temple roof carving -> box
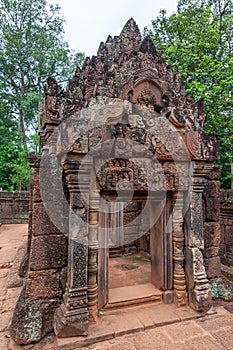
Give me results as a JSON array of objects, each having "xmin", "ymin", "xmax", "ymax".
[{"xmin": 41, "ymin": 18, "xmax": 219, "ymax": 162}]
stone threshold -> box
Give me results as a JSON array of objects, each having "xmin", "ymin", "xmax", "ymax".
[
  {"xmin": 106, "ymin": 283, "xmax": 163, "ymax": 309},
  {"xmin": 57, "ymin": 303, "xmax": 216, "ymax": 350}
]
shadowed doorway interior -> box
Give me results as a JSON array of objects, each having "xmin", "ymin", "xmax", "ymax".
[{"xmin": 98, "ymin": 193, "xmax": 172, "ymax": 310}]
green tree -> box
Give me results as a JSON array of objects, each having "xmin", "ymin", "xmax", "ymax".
[
  {"xmin": 0, "ymin": 0, "xmax": 84, "ymax": 137},
  {"xmin": 0, "ymin": 104, "xmax": 30, "ymax": 190},
  {"xmin": 145, "ymin": 0, "xmax": 233, "ymax": 187},
  {"xmin": 0, "ymin": 0, "xmax": 84, "ymax": 190}
]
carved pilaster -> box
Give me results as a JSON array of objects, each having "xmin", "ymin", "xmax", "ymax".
[
  {"xmin": 172, "ymin": 192, "xmax": 187, "ymax": 306},
  {"xmin": 88, "ymin": 187, "xmax": 99, "ymax": 323},
  {"xmin": 54, "ymin": 156, "xmax": 90, "ymax": 337},
  {"xmin": 185, "ymin": 163, "xmax": 212, "ymax": 313}
]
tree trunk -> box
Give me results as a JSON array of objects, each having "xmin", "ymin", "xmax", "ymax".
[{"xmin": 18, "ymin": 109, "xmax": 26, "ymax": 144}]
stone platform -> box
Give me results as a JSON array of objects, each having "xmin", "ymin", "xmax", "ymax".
[{"xmin": 1, "ymin": 224, "xmax": 233, "ymax": 350}]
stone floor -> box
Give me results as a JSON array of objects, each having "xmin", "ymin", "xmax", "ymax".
[
  {"xmin": 109, "ymin": 254, "xmax": 151, "ymax": 288},
  {"xmin": 1, "ymin": 224, "xmax": 233, "ymax": 350}
]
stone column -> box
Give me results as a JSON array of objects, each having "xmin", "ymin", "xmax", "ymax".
[
  {"xmin": 172, "ymin": 191, "xmax": 187, "ymax": 306},
  {"xmin": 54, "ymin": 156, "xmax": 90, "ymax": 337},
  {"xmin": 203, "ymin": 166, "xmax": 221, "ymax": 278},
  {"xmin": 185, "ymin": 163, "xmax": 212, "ymax": 313},
  {"xmin": 87, "ymin": 186, "xmax": 99, "ymax": 323},
  {"xmin": 18, "ymin": 152, "xmax": 39, "ymax": 278}
]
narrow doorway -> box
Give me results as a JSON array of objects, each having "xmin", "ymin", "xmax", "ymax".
[{"xmin": 98, "ymin": 194, "xmax": 172, "ymax": 310}]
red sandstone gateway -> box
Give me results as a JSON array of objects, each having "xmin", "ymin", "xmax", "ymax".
[{"xmin": 10, "ymin": 19, "xmax": 220, "ymax": 345}]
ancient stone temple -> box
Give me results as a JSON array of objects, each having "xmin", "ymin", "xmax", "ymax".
[{"xmin": 10, "ymin": 19, "xmax": 220, "ymax": 345}]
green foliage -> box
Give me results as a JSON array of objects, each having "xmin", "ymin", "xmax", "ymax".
[
  {"xmin": 0, "ymin": 0, "xmax": 85, "ymax": 190},
  {"xmin": 210, "ymin": 277, "xmax": 231, "ymax": 300},
  {"xmin": 145, "ymin": 0, "xmax": 233, "ymax": 187},
  {"xmin": 0, "ymin": 116, "xmax": 30, "ymax": 190},
  {"xmin": 0, "ymin": 0, "xmax": 84, "ymax": 134}
]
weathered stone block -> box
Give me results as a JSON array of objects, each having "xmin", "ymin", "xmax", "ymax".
[
  {"xmin": 225, "ymin": 225, "xmax": 233, "ymax": 245},
  {"xmin": 228, "ymin": 218, "xmax": 233, "ymax": 226},
  {"xmin": 10, "ymin": 286, "xmax": 59, "ymax": 345},
  {"xmin": 204, "ymin": 180, "xmax": 220, "ymax": 198},
  {"xmin": 205, "ymin": 198, "xmax": 220, "ymax": 222},
  {"xmin": 189, "ymin": 288, "xmax": 212, "ymax": 313},
  {"xmin": 32, "ymin": 168, "xmax": 42, "ymax": 203},
  {"xmin": 204, "ymin": 222, "xmax": 220, "ymax": 248},
  {"xmin": 206, "ymin": 166, "xmax": 221, "ymax": 181},
  {"xmin": 163, "ymin": 290, "xmax": 173, "ymax": 304},
  {"xmin": 59, "ymin": 267, "xmax": 67, "ymax": 294},
  {"xmin": 205, "ymin": 256, "xmax": 221, "ymax": 278},
  {"xmin": 0, "ymin": 191, "xmax": 29, "ymax": 224},
  {"xmin": 227, "ymin": 245, "xmax": 233, "ymax": 253},
  {"xmin": 220, "ymin": 243, "xmax": 226, "ymax": 254},
  {"xmin": 54, "ymin": 307, "xmax": 88, "ymax": 338},
  {"xmin": 32, "ymin": 202, "xmax": 60, "ymax": 235},
  {"xmin": 29, "ymin": 234, "xmax": 68, "ymax": 271},
  {"xmin": 185, "ymin": 247, "xmax": 207, "ymax": 290},
  {"xmin": 26, "ymin": 269, "xmax": 61, "ymax": 300},
  {"xmin": 203, "ymin": 246, "xmax": 219, "ymax": 258}
]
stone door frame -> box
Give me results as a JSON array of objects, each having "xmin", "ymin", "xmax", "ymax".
[{"xmin": 97, "ymin": 191, "xmax": 174, "ymax": 310}]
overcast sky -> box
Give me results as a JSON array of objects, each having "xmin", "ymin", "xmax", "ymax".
[{"xmin": 49, "ymin": 0, "xmax": 178, "ymax": 57}]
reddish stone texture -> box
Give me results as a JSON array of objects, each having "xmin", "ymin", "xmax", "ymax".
[
  {"xmin": 203, "ymin": 178, "xmax": 221, "ymax": 222},
  {"xmin": 220, "ymin": 189, "xmax": 233, "ymax": 266},
  {"xmin": 204, "ymin": 180, "xmax": 220, "ymax": 198},
  {"xmin": 32, "ymin": 202, "xmax": 61, "ymax": 235},
  {"xmin": 32, "ymin": 167, "xmax": 42, "ymax": 203},
  {"xmin": 29, "ymin": 234, "xmax": 68, "ymax": 271},
  {"xmin": 204, "ymin": 247, "xmax": 220, "ymax": 259},
  {"xmin": 205, "ymin": 198, "xmax": 220, "ymax": 222},
  {"xmin": 204, "ymin": 222, "xmax": 221, "ymax": 248},
  {"xmin": 205, "ymin": 256, "xmax": 221, "ymax": 279},
  {"xmin": 0, "ymin": 191, "xmax": 29, "ymax": 224},
  {"xmin": 26, "ymin": 269, "xmax": 61, "ymax": 300},
  {"xmin": 205, "ymin": 166, "xmax": 221, "ymax": 181},
  {"xmin": 203, "ymin": 168, "xmax": 221, "ymax": 279},
  {"xmin": 10, "ymin": 286, "xmax": 59, "ymax": 345},
  {"xmin": 10, "ymin": 18, "xmax": 221, "ymax": 345}
]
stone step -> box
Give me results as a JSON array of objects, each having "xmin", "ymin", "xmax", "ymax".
[{"xmin": 105, "ymin": 283, "xmax": 163, "ymax": 311}]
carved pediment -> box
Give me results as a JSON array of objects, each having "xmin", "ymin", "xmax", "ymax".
[{"xmin": 41, "ymin": 19, "xmax": 219, "ymax": 163}]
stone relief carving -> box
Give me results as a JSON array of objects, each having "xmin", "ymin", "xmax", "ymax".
[
  {"xmin": 95, "ymin": 157, "xmax": 189, "ymax": 192},
  {"xmin": 186, "ymin": 131, "xmax": 201, "ymax": 159},
  {"xmin": 44, "ymin": 77, "xmax": 64, "ymax": 122}
]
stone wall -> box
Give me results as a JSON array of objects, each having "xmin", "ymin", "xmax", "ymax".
[
  {"xmin": 220, "ymin": 189, "xmax": 233, "ymax": 266},
  {"xmin": 203, "ymin": 167, "xmax": 221, "ymax": 279},
  {"xmin": 0, "ymin": 191, "xmax": 29, "ymax": 224},
  {"xmin": 10, "ymin": 158, "xmax": 69, "ymax": 344}
]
